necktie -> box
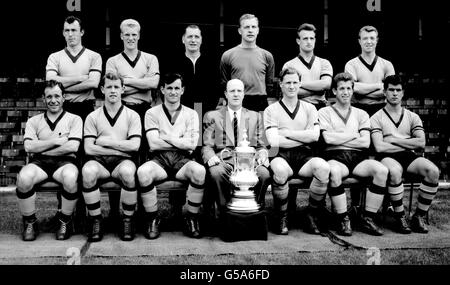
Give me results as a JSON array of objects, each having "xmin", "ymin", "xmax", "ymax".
[{"xmin": 233, "ymin": 111, "xmax": 238, "ymax": 147}]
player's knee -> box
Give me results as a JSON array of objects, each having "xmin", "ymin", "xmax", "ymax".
[
  {"xmin": 82, "ymin": 164, "xmax": 97, "ymax": 179},
  {"xmin": 329, "ymin": 166, "xmax": 342, "ymax": 186},
  {"xmin": 373, "ymin": 165, "xmax": 389, "ymax": 181},
  {"xmin": 136, "ymin": 166, "xmax": 152, "ymax": 185},
  {"xmin": 313, "ymin": 160, "xmax": 330, "ymax": 181},
  {"xmin": 424, "ymin": 164, "xmax": 440, "ymax": 182},
  {"xmin": 209, "ymin": 165, "xmax": 226, "ymax": 179},
  {"xmin": 388, "ymin": 165, "xmax": 403, "ymax": 184},
  {"xmin": 62, "ymin": 168, "xmax": 78, "ymax": 184},
  {"xmin": 257, "ymin": 166, "xmax": 271, "ymax": 183},
  {"xmin": 329, "ymin": 165, "xmax": 341, "ymax": 178},
  {"xmin": 192, "ymin": 165, "xmax": 206, "ymax": 183},
  {"xmin": 16, "ymin": 171, "xmax": 34, "ymax": 192},
  {"xmin": 272, "ymin": 172, "xmax": 288, "ymax": 185},
  {"xmin": 119, "ymin": 167, "xmax": 136, "ymax": 182}
]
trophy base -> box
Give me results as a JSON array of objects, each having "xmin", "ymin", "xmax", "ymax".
[
  {"xmin": 227, "ymin": 205, "xmax": 261, "ymax": 213},
  {"xmin": 227, "ymin": 190, "xmax": 260, "ymax": 213}
]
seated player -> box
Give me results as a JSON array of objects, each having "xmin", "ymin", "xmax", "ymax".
[
  {"xmin": 264, "ymin": 68, "xmax": 330, "ymax": 235},
  {"xmin": 319, "ymin": 72, "xmax": 389, "ymax": 236},
  {"xmin": 16, "ymin": 80, "xmax": 82, "ymax": 241},
  {"xmin": 82, "ymin": 72, "xmax": 141, "ymax": 242},
  {"xmin": 202, "ymin": 78, "xmax": 270, "ymax": 218},
  {"xmin": 137, "ymin": 73, "xmax": 206, "ymax": 239},
  {"xmin": 371, "ymin": 75, "xmax": 440, "ymax": 234}
]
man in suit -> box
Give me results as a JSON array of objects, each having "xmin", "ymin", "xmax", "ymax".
[{"xmin": 202, "ymin": 79, "xmax": 271, "ymax": 217}]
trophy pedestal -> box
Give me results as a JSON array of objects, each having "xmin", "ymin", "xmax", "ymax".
[
  {"xmin": 227, "ymin": 187, "xmax": 260, "ymax": 213},
  {"xmin": 227, "ymin": 191, "xmax": 261, "ymax": 213},
  {"xmin": 220, "ymin": 209, "xmax": 268, "ymax": 242}
]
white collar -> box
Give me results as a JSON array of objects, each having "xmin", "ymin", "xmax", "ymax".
[{"xmin": 227, "ymin": 107, "xmax": 242, "ymax": 125}]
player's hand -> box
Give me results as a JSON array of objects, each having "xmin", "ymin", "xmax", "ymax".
[
  {"xmin": 161, "ymin": 134, "xmax": 179, "ymax": 144},
  {"xmin": 217, "ymin": 97, "xmax": 227, "ymax": 107},
  {"xmin": 256, "ymin": 150, "xmax": 269, "ymax": 167},
  {"xmin": 207, "ymin": 155, "xmax": 221, "ymax": 167},
  {"xmin": 278, "ymin": 129, "xmax": 291, "ymax": 137},
  {"xmin": 54, "ymin": 136, "xmax": 68, "ymax": 146},
  {"xmin": 115, "ymin": 150, "xmax": 131, "ymax": 157},
  {"xmin": 122, "ymin": 77, "xmax": 130, "ymax": 85},
  {"xmin": 79, "ymin": 75, "xmax": 89, "ymax": 82},
  {"xmin": 95, "ymin": 137, "xmax": 113, "ymax": 147},
  {"xmin": 383, "ymin": 135, "xmax": 396, "ymax": 143},
  {"xmin": 159, "ymin": 134, "xmax": 171, "ymax": 143}
]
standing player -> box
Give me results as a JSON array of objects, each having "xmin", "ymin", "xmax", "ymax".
[
  {"xmin": 344, "ymin": 25, "xmax": 395, "ymax": 210},
  {"xmin": 160, "ymin": 25, "xmax": 221, "ymax": 214},
  {"xmin": 106, "ymin": 18, "xmax": 160, "ymax": 119},
  {"xmin": 161, "ymin": 24, "xmax": 220, "ymax": 114},
  {"xmin": 137, "ymin": 73, "xmax": 206, "ymax": 239},
  {"xmin": 46, "ymin": 16, "xmax": 102, "ymax": 121},
  {"xmin": 220, "ymin": 14, "xmax": 275, "ymax": 112},
  {"xmin": 81, "ymin": 72, "xmax": 141, "ymax": 242},
  {"xmin": 345, "ymin": 25, "xmax": 395, "ymax": 117},
  {"xmin": 105, "ymin": 18, "xmax": 160, "ymax": 220},
  {"xmin": 264, "ymin": 68, "xmax": 330, "ymax": 235},
  {"xmin": 106, "ymin": 18, "xmax": 159, "ymax": 165},
  {"xmin": 371, "ymin": 75, "xmax": 440, "ymax": 234},
  {"xmin": 282, "ymin": 23, "xmax": 333, "ymax": 110},
  {"xmin": 16, "ymin": 80, "xmax": 82, "ymax": 241},
  {"xmin": 319, "ymin": 72, "xmax": 389, "ymax": 236}
]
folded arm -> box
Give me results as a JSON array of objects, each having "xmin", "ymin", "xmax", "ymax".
[
  {"xmin": 41, "ymin": 140, "xmax": 80, "ymax": 156},
  {"xmin": 147, "ymin": 130, "xmax": 175, "ymax": 151},
  {"xmin": 280, "ymin": 125, "xmax": 320, "ymax": 144},
  {"xmin": 46, "ymin": 71, "xmax": 88, "ymax": 88},
  {"xmin": 24, "ymin": 137, "xmax": 68, "ymax": 154},
  {"xmin": 299, "ymin": 77, "xmax": 332, "ymax": 95},
  {"xmin": 84, "ymin": 137, "xmax": 131, "ymax": 157},
  {"xmin": 371, "ymin": 132, "xmax": 406, "ymax": 153},
  {"xmin": 384, "ymin": 134, "xmax": 425, "ymax": 150},
  {"xmin": 322, "ymin": 131, "xmax": 358, "ymax": 146},
  {"xmin": 266, "ymin": 127, "xmax": 302, "ymax": 148},
  {"xmin": 123, "ymin": 75, "xmax": 160, "ymax": 90},
  {"xmin": 95, "ymin": 136, "xmax": 140, "ymax": 152},
  {"xmin": 65, "ymin": 71, "xmax": 101, "ymax": 92},
  {"xmin": 353, "ymin": 82, "xmax": 383, "ymax": 97},
  {"xmin": 341, "ymin": 130, "xmax": 370, "ymax": 149}
]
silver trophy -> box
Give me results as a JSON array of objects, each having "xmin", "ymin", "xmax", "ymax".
[{"xmin": 220, "ymin": 129, "xmax": 262, "ymax": 213}]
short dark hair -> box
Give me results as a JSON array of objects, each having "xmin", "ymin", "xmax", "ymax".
[
  {"xmin": 297, "ymin": 23, "xmax": 316, "ymax": 38},
  {"xmin": 359, "ymin": 25, "xmax": 378, "ymax": 38},
  {"xmin": 64, "ymin": 15, "xmax": 83, "ymax": 31},
  {"xmin": 383, "ymin": 75, "xmax": 403, "ymax": 90},
  {"xmin": 101, "ymin": 72, "xmax": 124, "ymax": 86},
  {"xmin": 44, "ymin": 80, "xmax": 65, "ymax": 94},
  {"xmin": 160, "ymin": 73, "xmax": 184, "ymax": 87},
  {"xmin": 332, "ymin": 72, "xmax": 354, "ymax": 90},
  {"xmin": 279, "ymin": 68, "xmax": 301, "ymax": 82}
]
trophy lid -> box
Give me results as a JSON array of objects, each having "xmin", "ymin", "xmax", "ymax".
[{"xmin": 235, "ymin": 129, "xmax": 255, "ymax": 154}]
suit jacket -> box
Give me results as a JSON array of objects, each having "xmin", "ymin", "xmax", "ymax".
[{"xmin": 202, "ymin": 106, "xmax": 267, "ymax": 164}]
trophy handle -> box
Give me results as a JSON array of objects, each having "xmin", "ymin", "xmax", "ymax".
[{"xmin": 220, "ymin": 148, "xmax": 232, "ymax": 164}]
